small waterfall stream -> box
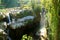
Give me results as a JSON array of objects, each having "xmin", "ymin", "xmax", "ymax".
[
  {"xmin": 6, "ymin": 13, "xmax": 12, "ymax": 40},
  {"xmin": 40, "ymin": 7, "xmax": 48, "ymax": 40}
]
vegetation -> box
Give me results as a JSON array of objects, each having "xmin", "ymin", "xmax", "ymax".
[
  {"xmin": 21, "ymin": 34, "xmax": 33, "ymax": 40},
  {"xmin": 40, "ymin": 0, "xmax": 60, "ymax": 40}
]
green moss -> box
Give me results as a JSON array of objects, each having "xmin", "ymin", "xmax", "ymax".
[{"xmin": 21, "ymin": 34, "xmax": 33, "ymax": 40}]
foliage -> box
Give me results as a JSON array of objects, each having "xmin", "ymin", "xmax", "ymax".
[
  {"xmin": 21, "ymin": 34, "xmax": 33, "ymax": 40},
  {"xmin": 40, "ymin": 0, "xmax": 60, "ymax": 40}
]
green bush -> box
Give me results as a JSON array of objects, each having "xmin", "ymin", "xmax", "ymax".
[{"xmin": 21, "ymin": 34, "xmax": 33, "ymax": 40}]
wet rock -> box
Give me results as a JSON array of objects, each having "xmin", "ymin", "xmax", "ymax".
[{"xmin": 0, "ymin": 9, "xmax": 41, "ymax": 40}]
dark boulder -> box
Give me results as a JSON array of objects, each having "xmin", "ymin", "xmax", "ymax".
[{"xmin": 6, "ymin": 9, "xmax": 41, "ymax": 40}]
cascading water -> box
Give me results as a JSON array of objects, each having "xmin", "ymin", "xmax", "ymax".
[
  {"xmin": 40, "ymin": 7, "xmax": 48, "ymax": 40},
  {"xmin": 6, "ymin": 13, "xmax": 12, "ymax": 40},
  {"xmin": 40, "ymin": 7, "xmax": 47, "ymax": 30}
]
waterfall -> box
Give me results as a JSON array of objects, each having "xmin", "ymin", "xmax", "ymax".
[
  {"xmin": 6, "ymin": 13, "xmax": 11, "ymax": 25},
  {"xmin": 6, "ymin": 13, "xmax": 12, "ymax": 40},
  {"xmin": 40, "ymin": 8, "xmax": 46, "ymax": 29},
  {"xmin": 40, "ymin": 7, "xmax": 48, "ymax": 40}
]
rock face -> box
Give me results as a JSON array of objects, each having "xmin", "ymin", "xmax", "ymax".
[
  {"xmin": 0, "ymin": 20, "xmax": 7, "ymax": 40},
  {"xmin": 0, "ymin": 9, "xmax": 41, "ymax": 40}
]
